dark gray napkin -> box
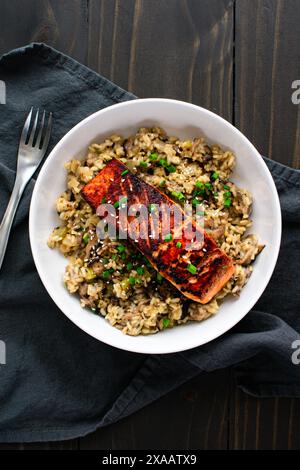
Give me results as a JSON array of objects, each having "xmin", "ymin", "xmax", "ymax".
[{"xmin": 0, "ymin": 43, "xmax": 299, "ymax": 443}]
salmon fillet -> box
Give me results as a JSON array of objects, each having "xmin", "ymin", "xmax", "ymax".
[{"xmin": 81, "ymin": 158, "xmax": 235, "ymax": 304}]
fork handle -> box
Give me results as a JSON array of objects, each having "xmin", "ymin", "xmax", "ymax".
[{"xmin": 0, "ymin": 178, "xmax": 26, "ymax": 270}]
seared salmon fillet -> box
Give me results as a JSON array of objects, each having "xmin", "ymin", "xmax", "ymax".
[{"xmin": 81, "ymin": 158, "xmax": 235, "ymax": 304}]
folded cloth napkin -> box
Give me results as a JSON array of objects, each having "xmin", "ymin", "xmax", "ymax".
[{"xmin": 0, "ymin": 43, "xmax": 299, "ymax": 443}]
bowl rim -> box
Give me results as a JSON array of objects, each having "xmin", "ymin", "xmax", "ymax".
[{"xmin": 29, "ymin": 98, "xmax": 282, "ymax": 354}]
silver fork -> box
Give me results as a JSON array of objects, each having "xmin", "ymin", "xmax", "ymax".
[{"xmin": 0, "ymin": 108, "xmax": 52, "ymax": 270}]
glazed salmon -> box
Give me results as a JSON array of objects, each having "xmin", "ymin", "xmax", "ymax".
[{"xmin": 81, "ymin": 158, "xmax": 235, "ymax": 304}]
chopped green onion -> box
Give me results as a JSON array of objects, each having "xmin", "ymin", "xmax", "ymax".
[
  {"xmin": 162, "ymin": 318, "xmax": 170, "ymax": 328},
  {"xmin": 159, "ymin": 158, "xmax": 167, "ymax": 167},
  {"xmin": 157, "ymin": 272, "xmax": 163, "ymax": 282},
  {"xmin": 126, "ymin": 262, "xmax": 133, "ymax": 271},
  {"xmin": 149, "ymin": 203, "xmax": 157, "ymax": 212},
  {"xmin": 139, "ymin": 161, "xmax": 148, "ymax": 168},
  {"xmin": 166, "ymin": 164, "xmax": 176, "ymax": 174},
  {"xmin": 121, "ymin": 169, "xmax": 129, "ymax": 176},
  {"xmin": 164, "ymin": 233, "xmax": 173, "ymax": 242},
  {"xmin": 176, "ymin": 241, "xmax": 182, "ymax": 248},
  {"xmin": 136, "ymin": 266, "xmax": 144, "ymax": 275},
  {"xmin": 211, "ymin": 171, "xmax": 219, "ymax": 180},
  {"xmin": 149, "ymin": 152, "xmax": 158, "ymax": 161},
  {"xmin": 223, "ymin": 184, "xmax": 230, "ymax": 190},
  {"xmin": 159, "ymin": 180, "xmax": 166, "ymax": 187},
  {"xmin": 82, "ymin": 233, "xmax": 90, "ymax": 244},
  {"xmin": 129, "ymin": 276, "xmax": 136, "ymax": 285},
  {"xmin": 102, "ymin": 258, "xmax": 109, "ymax": 265},
  {"xmin": 195, "ymin": 181, "xmax": 205, "ymax": 190},
  {"xmin": 205, "ymin": 182, "xmax": 213, "ymax": 190},
  {"xmin": 171, "ymin": 191, "xmax": 185, "ymax": 201},
  {"xmin": 187, "ymin": 263, "xmax": 197, "ymax": 275},
  {"xmin": 192, "ymin": 198, "xmax": 199, "ymax": 206},
  {"xmin": 117, "ymin": 244, "xmax": 126, "ymax": 253},
  {"xmin": 224, "ymin": 191, "xmax": 231, "ymax": 197},
  {"xmin": 121, "ymin": 252, "xmax": 127, "ymax": 261},
  {"xmin": 102, "ymin": 270, "xmax": 110, "ymax": 279},
  {"xmin": 101, "ymin": 197, "xmax": 107, "ymax": 204},
  {"xmin": 224, "ymin": 198, "xmax": 232, "ymax": 207},
  {"xmin": 111, "ymin": 254, "xmax": 118, "ymax": 261},
  {"xmin": 86, "ymin": 268, "xmax": 96, "ymax": 280},
  {"xmin": 114, "ymin": 196, "xmax": 127, "ymax": 208}
]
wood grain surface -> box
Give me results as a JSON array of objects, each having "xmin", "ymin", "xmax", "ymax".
[{"xmin": 0, "ymin": 0, "xmax": 299, "ymax": 450}]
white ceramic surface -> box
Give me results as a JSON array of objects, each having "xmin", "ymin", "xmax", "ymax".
[{"xmin": 29, "ymin": 99, "xmax": 281, "ymax": 354}]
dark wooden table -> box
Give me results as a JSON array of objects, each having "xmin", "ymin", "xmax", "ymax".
[{"xmin": 0, "ymin": 0, "xmax": 299, "ymax": 450}]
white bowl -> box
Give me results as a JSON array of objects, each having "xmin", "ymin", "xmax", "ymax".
[{"xmin": 29, "ymin": 98, "xmax": 281, "ymax": 354}]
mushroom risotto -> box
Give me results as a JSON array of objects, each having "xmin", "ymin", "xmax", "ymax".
[{"xmin": 48, "ymin": 127, "xmax": 263, "ymax": 336}]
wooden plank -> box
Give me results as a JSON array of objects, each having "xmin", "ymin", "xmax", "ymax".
[
  {"xmin": 235, "ymin": 0, "xmax": 300, "ymax": 168},
  {"xmin": 230, "ymin": 389, "xmax": 300, "ymax": 450},
  {"xmin": 82, "ymin": 0, "xmax": 234, "ymax": 450},
  {"xmin": 87, "ymin": 0, "xmax": 234, "ymax": 120},
  {"xmin": 0, "ymin": 440, "xmax": 79, "ymax": 450},
  {"xmin": 0, "ymin": 0, "xmax": 88, "ymax": 62},
  {"xmin": 232, "ymin": 0, "xmax": 300, "ymax": 450},
  {"xmin": 0, "ymin": 0, "xmax": 86, "ymax": 450},
  {"xmin": 80, "ymin": 370, "xmax": 230, "ymax": 450}
]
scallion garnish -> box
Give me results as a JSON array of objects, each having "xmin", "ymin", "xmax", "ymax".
[
  {"xmin": 164, "ymin": 233, "xmax": 173, "ymax": 242},
  {"xmin": 136, "ymin": 266, "xmax": 144, "ymax": 276},
  {"xmin": 171, "ymin": 191, "xmax": 185, "ymax": 201},
  {"xmin": 149, "ymin": 152, "xmax": 158, "ymax": 161},
  {"xmin": 223, "ymin": 184, "xmax": 230, "ymax": 190},
  {"xmin": 129, "ymin": 276, "xmax": 136, "ymax": 285},
  {"xmin": 162, "ymin": 318, "xmax": 170, "ymax": 328},
  {"xmin": 187, "ymin": 263, "xmax": 197, "ymax": 275},
  {"xmin": 149, "ymin": 203, "xmax": 157, "ymax": 212},
  {"xmin": 211, "ymin": 171, "xmax": 219, "ymax": 180},
  {"xmin": 159, "ymin": 158, "xmax": 167, "ymax": 167},
  {"xmin": 117, "ymin": 244, "xmax": 126, "ymax": 253},
  {"xmin": 82, "ymin": 233, "xmax": 90, "ymax": 244},
  {"xmin": 102, "ymin": 270, "xmax": 110, "ymax": 279},
  {"xmin": 121, "ymin": 169, "xmax": 129, "ymax": 176},
  {"xmin": 139, "ymin": 161, "xmax": 148, "ymax": 168},
  {"xmin": 166, "ymin": 164, "xmax": 176, "ymax": 174},
  {"xmin": 224, "ymin": 198, "xmax": 232, "ymax": 207},
  {"xmin": 176, "ymin": 241, "xmax": 182, "ymax": 248}
]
